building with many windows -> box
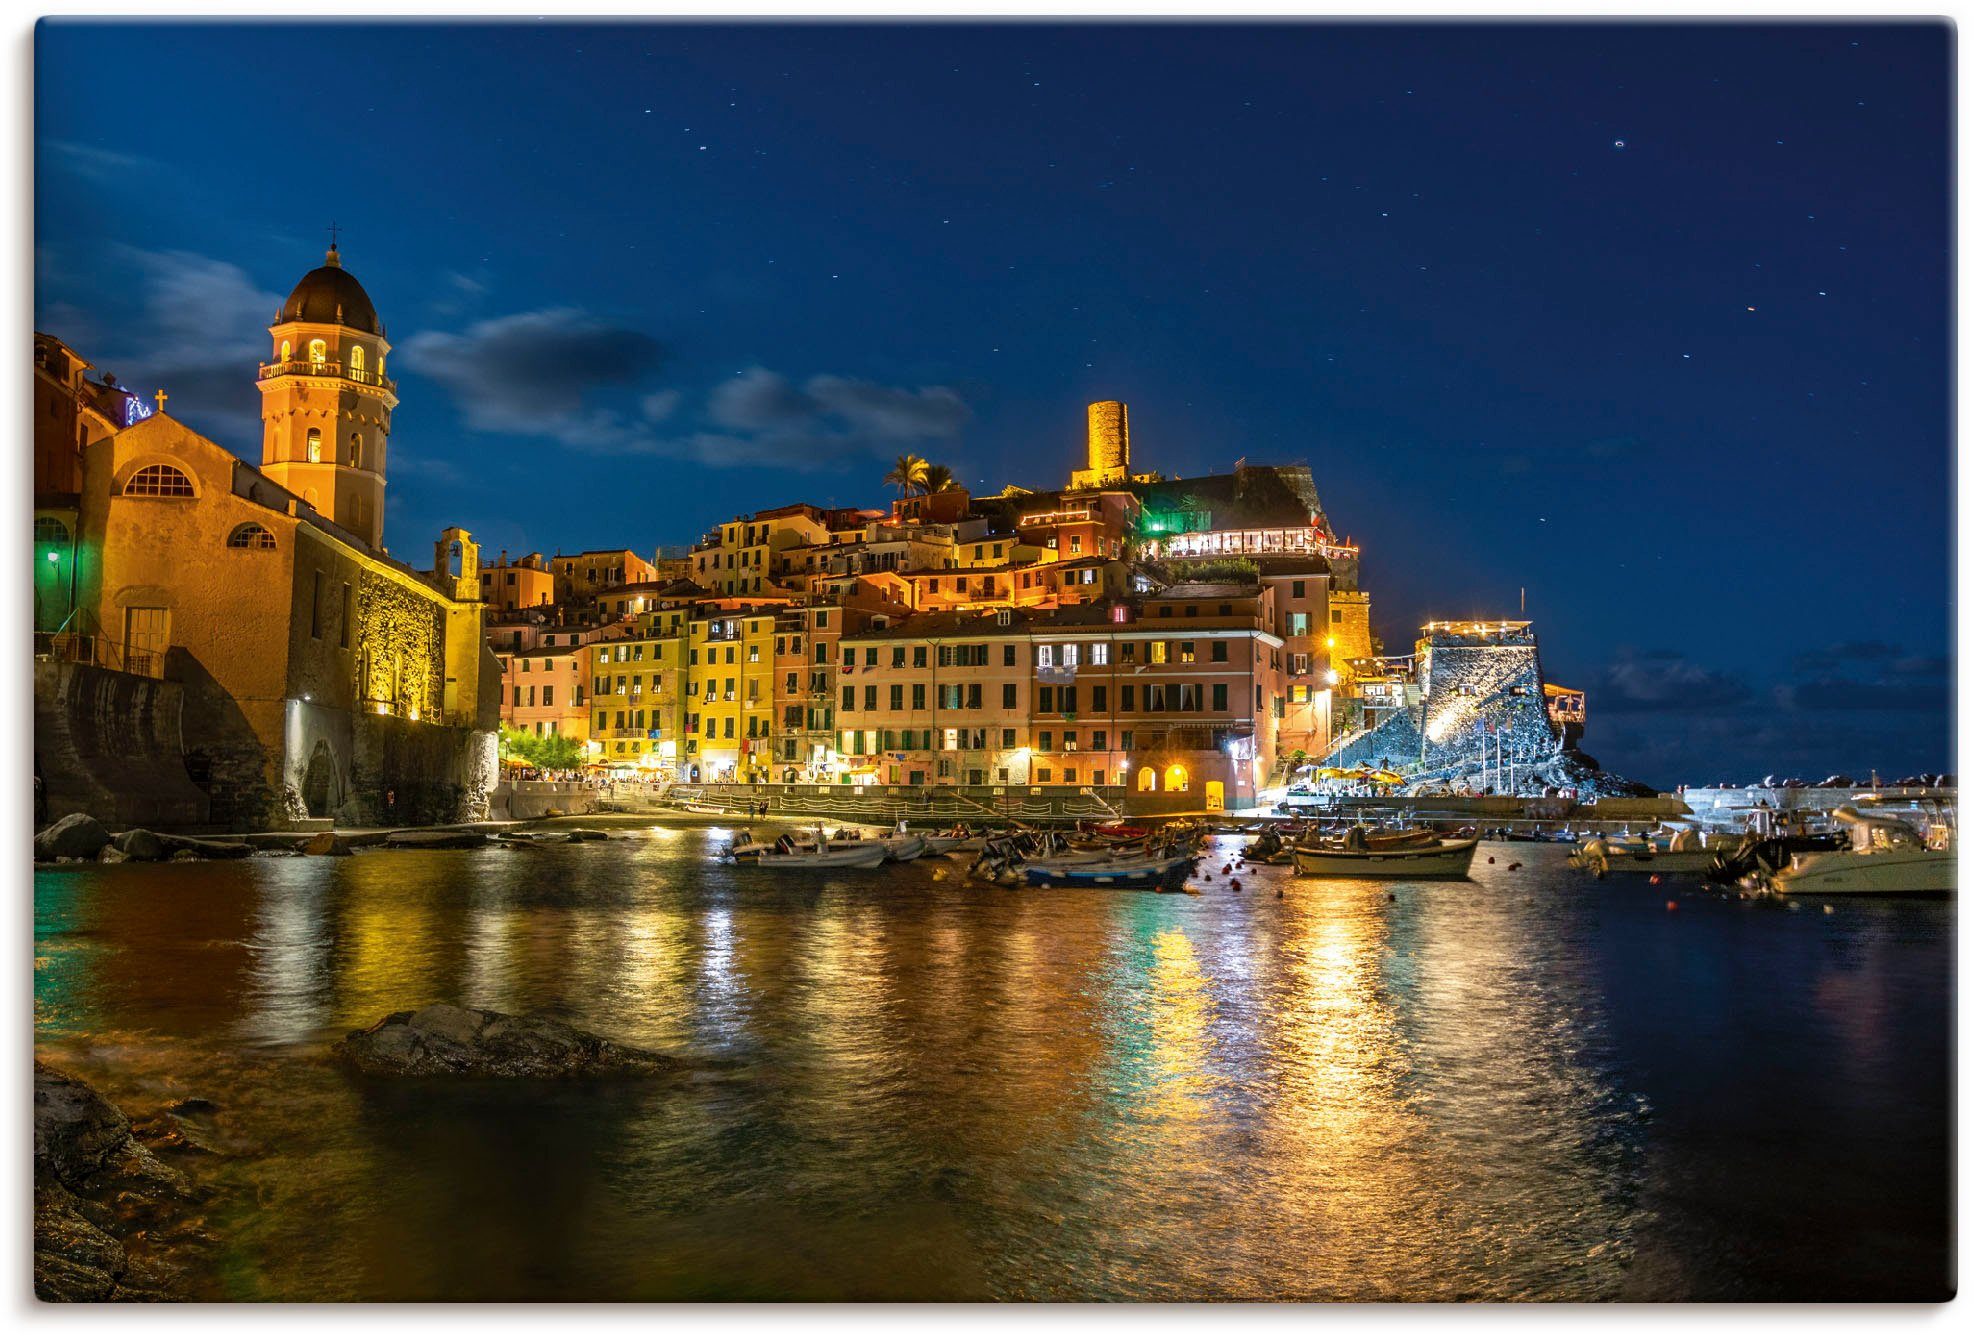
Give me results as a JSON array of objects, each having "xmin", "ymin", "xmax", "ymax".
[{"xmin": 834, "ymin": 585, "xmax": 1285, "ymax": 810}]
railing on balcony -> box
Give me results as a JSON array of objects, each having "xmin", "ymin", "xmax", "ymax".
[
  {"xmin": 257, "ymin": 359, "xmax": 397, "ymax": 393},
  {"xmin": 35, "ymin": 631, "xmax": 164, "ymax": 680}
]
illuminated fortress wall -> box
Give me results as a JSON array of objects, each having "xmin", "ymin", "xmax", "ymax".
[{"xmin": 1322, "ymin": 625, "xmax": 1558, "ymax": 775}]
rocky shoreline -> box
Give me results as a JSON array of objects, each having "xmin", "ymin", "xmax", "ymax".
[
  {"xmin": 32, "ymin": 812, "xmax": 628, "ymax": 866},
  {"xmin": 36, "ymin": 1007, "xmax": 697, "ymax": 1301},
  {"xmin": 33, "ymin": 1063, "xmax": 225, "ymax": 1301}
]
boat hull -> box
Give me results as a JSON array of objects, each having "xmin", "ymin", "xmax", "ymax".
[
  {"xmin": 1290, "ymin": 838, "xmax": 1480, "ymax": 880},
  {"xmin": 757, "ymin": 844, "xmax": 888, "ymax": 869},
  {"xmin": 1024, "ymin": 853, "xmax": 1195, "ymax": 888},
  {"xmin": 1769, "ymin": 848, "xmax": 1956, "ymax": 895}
]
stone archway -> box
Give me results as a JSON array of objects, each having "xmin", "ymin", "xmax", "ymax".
[{"xmin": 301, "ymin": 740, "xmax": 338, "ymax": 819}]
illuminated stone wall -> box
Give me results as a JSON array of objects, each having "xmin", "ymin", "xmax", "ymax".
[
  {"xmin": 355, "ymin": 569, "xmax": 446, "ymax": 718},
  {"xmin": 343, "ymin": 712, "xmax": 497, "ymax": 825},
  {"xmin": 1323, "ymin": 630, "xmax": 1557, "ymax": 778}
]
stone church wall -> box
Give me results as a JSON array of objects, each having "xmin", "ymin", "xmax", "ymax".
[
  {"xmin": 340, "ymin": 714, "xmax": 498, "ymax": 826},
  {"xmin": 33, "ymin": 659, "xmax": 210, "ymax": 827}
]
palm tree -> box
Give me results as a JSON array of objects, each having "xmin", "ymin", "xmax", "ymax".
[
  {"xmin": 884, "ymin": 454, "xmax": 929, "ymax": 497},
  {"xmin": 920, "ymin": 463, "xmax": 957, "ymax": 494}
]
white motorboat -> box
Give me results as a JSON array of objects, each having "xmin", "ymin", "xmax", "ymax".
[
  {"xmin": 1290, "ymin": 836, "xmax": 1480, "ymax": 880},
  {"xmin": 1766, "ymin": 806, "xmax": 1955, "ymax": 895}
]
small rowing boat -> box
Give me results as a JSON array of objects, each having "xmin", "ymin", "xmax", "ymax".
[{"xmin": 1290, "ymin": 837, "xmax": 1480, "ymax": 880}]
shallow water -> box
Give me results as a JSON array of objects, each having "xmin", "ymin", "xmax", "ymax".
[{"xmin": 33, "ymin": 828, "xmax": 1953, "ymax": 1301}]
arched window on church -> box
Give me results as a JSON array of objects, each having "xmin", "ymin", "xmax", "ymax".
[
  {"xmin": 348, "ymin": 345, "xmax": 366, "ymax": 380},
  {"xmin": 123, "ymin": 464, "xmax": 195, "ymax": 497},
  {"xmin": 280, "ymin": 339, "xmax": 291, "ymax": 363},
  {"xmin": 306, "ymin": 428, "xmax": 322, "ymax": 463},
  {"xmin": 308, "ymin": 339, "xmax": 327, "ymax": 368},
  {"xmin": 349, "ymin": 434, "xmax": 362, "ymax": 469},
  {"xmin": 226, "ymin": 523, "xmax": 276, "ymax": 550}
]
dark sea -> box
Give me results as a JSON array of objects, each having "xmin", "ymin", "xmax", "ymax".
[{"xmin": 32, "ymin": 826, "xmax": 1954, "ymax": 1301}]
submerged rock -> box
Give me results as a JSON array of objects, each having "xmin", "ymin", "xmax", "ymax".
[
  {"xmin": 333, "ymin": 1004, "xmax": 684, "ymax": 1079},
  {"xmin": 299, "ymin": 832, "xmax": 352, "ymax": 857},
  {"xmin": 155, "ymin": 834, "xmax": 254, "ymax": 860},
  {"xmin": 35, "ymin": 813, "xmax": 112, "ymax": 862},
  {"xmin": 384, "ymin": 829, "xmax": 488, "ymax": 850}
]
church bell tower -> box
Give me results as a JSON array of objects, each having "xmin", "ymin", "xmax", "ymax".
[{"xmin": 260, "ymin": 240, "xmax": 395, "ymax": 550}]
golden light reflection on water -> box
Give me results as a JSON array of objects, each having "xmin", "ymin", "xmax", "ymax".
[
  {"xmin": 36, "ymin": 835, "xmax": 1945, "ymax": 1302},
  {"xmin": 1146, "ymin": 927, "xmax": 1215, "ymax": 1121}
]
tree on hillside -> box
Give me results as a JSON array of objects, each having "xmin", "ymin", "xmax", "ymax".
[{"xmin": 884, "ymin": 454, "xmax": 929, "ymax": 497}]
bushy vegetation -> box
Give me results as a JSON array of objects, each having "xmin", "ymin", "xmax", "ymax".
[{"xmin": 499, "ymin": 726, "xmax": 585, "ymax": 770}]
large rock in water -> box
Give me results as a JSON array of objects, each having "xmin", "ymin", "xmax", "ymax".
[
  {"xmin": 35, "ymin": 813, "xmax": 112, "ymax": 862},
  {"xmin": 115, "ymin": 829, "xmax": 167, "ymax": 861},
  {"xmin": 34, "ymin": 1063, "xmax": 202, "ymax": 1301},
  {"xmin": 333, "ymin": 1004, "xmax": 684, "ymax": 1078}
]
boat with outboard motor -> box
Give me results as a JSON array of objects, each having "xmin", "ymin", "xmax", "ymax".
[
  {"xmin": 1569, "ymin": 826, "xmax": 1738, "ymax": 878},
  {"xmin": 754, "ymin": 832, "xmax": 889, "ymax": 869},
  {"xmin": 1764, "ymin": 804, "xmax": 1956, "ymax": 895}
]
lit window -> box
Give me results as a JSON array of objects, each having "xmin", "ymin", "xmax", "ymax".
[
  {"xmin": 34, "ymin": 516, "xmax": 70, "ymax": 546},
  {"xmin": 306, "ymin": 428, "xmax": 322, "ymax": 463},
  {"xmin": 226, "ymin": 523, "xmax": 276, "ymax": 550},
  {"xmin": 122, "ymin": 464, "xmax": 194, "ymax": 497},
  {"xmin": 348, "ymin": 345, "xmax": 366, "ymax": 378},
  {"xmin": 308, "ymin": 339, "xmax": 327, "ymax": 367},
  {"xmin": 349, "ymin": 435, "xmax": 362, "ymax": 469},
  {"xmin": 280, "ymin": 339, "xmax": 291, "ymax": 362}
]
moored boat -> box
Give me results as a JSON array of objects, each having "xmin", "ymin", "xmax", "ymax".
[
  {"xmin": 756, "ymin": 837, "xmax": 888, "ymax": 869},
  {"xmin": 1024, "ymin": 851, "xmax": 1196, "ymax": 889},
  {"xmin": 1765, "ymin": 806, "xmax": 1955, "ymax": 895},
  {"xmin": 1289, "ymin": 836, "xmax": 1480, "ymax": 880}
]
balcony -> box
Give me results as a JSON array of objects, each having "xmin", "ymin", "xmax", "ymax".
[
  {"xmin": 35, "ymin": 631, "xmax": 163, "ymax": 679},
  {"xmin": 257, "ymin": 359, "xmax": 397, "ymax": 394}
]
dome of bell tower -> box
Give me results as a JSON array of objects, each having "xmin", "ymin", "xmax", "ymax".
[{"xmin": 277, "ymin": 245, "xmax": 381, "ymax": 335}]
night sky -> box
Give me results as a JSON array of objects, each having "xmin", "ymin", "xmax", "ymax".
[{"xmin": 35, "ymin": 20, "xmax": 1953, "ymax": 787}]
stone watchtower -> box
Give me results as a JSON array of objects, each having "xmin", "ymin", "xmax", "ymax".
[
  {"xmin": 1069, "ymin": 399, "xmax": 1131, "ymax": 489},
  {"xmin": 259, "ymin": 243, "xmax": 396, "ymax": 550}
]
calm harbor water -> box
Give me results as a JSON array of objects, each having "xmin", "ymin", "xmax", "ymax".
[{"xmin": 33, "ymin": 826, "xmax": 1953, "ymax": 1301}]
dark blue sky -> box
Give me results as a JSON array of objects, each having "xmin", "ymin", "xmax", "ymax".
[{"xmin": 35, "ymin": 20, "xmax": 1953, "ymax": 785}]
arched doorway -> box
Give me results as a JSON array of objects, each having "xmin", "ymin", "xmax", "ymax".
[{"xmin": 301, "ymin": 741, "xmax": 338, "ymax": 818}]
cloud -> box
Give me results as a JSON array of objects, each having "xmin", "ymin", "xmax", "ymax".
[
  {"xmin": 1791, "ymin": 640, "xmax": 1900, "ymax": 673},
  {"xmin": 1589, "ymin": 649, "xmax": 1753, "ymax": 713},
  {"xmin": 397, "ymin": 308, "xmax": 664, "ymax": 435},
  {"xmin": 709, "ymin": 367, "xmax": 816, "ymax": 432},
  {"xmin": 43, "ymin": 139, "xmax": 151, "ymax": 183},
  {"xmin": 401, "ymin": 317, "xmax": 970, "ymax": 471},
  {"xmin": 1774, "ymin": 648, "xmax": 1951, "ymax": 713},
  {"xmin": 37, "ymin": 247, "xmax": 285, "ymax": 447},
  {"xmin": 807, "ymin": 374, "xmax": 970, "ymax": 440},
  {"xmin": 708, "ymin": 367, "xmax": 970, "ymax": 443}
]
